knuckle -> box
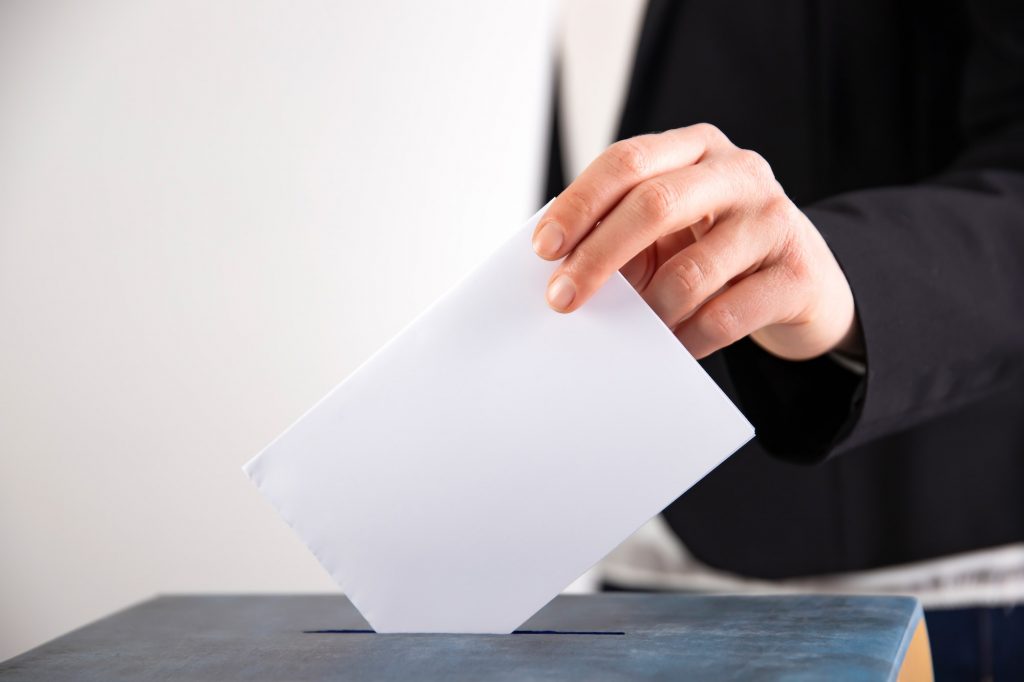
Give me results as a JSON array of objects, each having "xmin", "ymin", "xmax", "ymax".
[
  {"xmin": 670, "ymin": 253, "xmax": 710, "ymax": 297},
  {"xmin": 735, "ymin": 148, "xmax": 772, "ymax": 179},
  {"xmin": 761, "ymin": 195, "xmax": 793, "ymax": 224},
  {"xmin": 735, "ymin": 149, "xmax": 779, "ymax": 199},
  {"xmin": 701, "ymin": 303, "xmax": 741, "ymax": 343},
  {"xmin": 562, "ymin": 244, "xmax": 606, "ymax": 290},
  {"xmin": 561, "ymin": 188, "xmax": 596, "ymax": 220},
  {"xmin": 606, "ymin": 138, "xmax": 650, "ymax": 177},
  {"xmin": 634, "ymin": 178, "xmax": 677, "ymax": 223},
  {"xmin": 755, "ymin": 197, "xmax": 796, "ymax": 242},
  {"xmin": 692, "ymin": 122, "xmax": 726, "ymax": 145}
]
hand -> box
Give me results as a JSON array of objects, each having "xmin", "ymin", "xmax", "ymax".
[{"xmin": 533, "ymin": 123, "xmax": 861, "ymax": 361}]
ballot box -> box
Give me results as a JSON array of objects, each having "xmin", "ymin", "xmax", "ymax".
[{"xmin": 0, "ymin": 593, "xmax": 931, "ymax": 681}]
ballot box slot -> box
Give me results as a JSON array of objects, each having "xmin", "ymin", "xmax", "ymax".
[
  {"xmin": 513, "ymin": 629, "xmax": 625, "ymax": 635},
  {"xmin": 302, "ymin": 629, "xmax": 626, "ymax": 636}
]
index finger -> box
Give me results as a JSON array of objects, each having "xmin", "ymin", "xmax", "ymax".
[{"xmin": 532, "ymin": 124, "xmax": 731, "ymax": 261}]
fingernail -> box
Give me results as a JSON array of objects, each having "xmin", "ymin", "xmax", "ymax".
[
  {"xmin": 532, "ymin": 221, "xmax": 564, "ymax": 258},
  {"xmin": 546, "ymin": 274, "xmax": 576, "ymax": 311}
]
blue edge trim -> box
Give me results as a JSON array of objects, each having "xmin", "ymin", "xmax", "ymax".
[{"xmin": 888, "ymin": 599, "xmax": 925, "ymax": 682}]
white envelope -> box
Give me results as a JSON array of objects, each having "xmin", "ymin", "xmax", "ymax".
[{"xmin": 243, "ymin": 204, "xmax": 753, "ymax": 633}]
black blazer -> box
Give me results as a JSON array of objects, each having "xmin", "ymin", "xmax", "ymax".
[{"xmin": 546, "ymin": 0, "xmax": 1024, "ymax": 578}]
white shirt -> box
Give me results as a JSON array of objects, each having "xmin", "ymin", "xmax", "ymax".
[{"xmin": 557, "ymin": 0, "xmax": 1024, "ymax": 609}]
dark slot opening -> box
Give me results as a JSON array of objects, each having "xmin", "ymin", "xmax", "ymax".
[
  {"xmin": 302, "ymin": 629, "xmax": 626, "ymax": 636},
  {"xmin": 513, "ymin": 630, "xmax": 625, "ymax": 636}
]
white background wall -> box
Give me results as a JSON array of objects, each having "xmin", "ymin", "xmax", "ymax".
[{"xmin": 0, "ymin": 0, "xmax": 555, "ymax": 660}]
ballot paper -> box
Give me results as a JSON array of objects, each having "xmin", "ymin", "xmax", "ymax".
[{"xmin": 244, "ymin": 204, "xmax": 754, "ymax": 634}]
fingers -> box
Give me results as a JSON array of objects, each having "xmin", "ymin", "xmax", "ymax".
[
  {"xmin": 619, "ymin": 230, "xmax": 697, "ymax": 290},
  {"xmin": 532, "ymin": 124, "xmax": 730, "ymax": 261},
  {"xmin": 674, "ymin": 267, "xmax": 795, "ymax": 359},
  {"xmin": 530, "ymin": 121, "xmax": 842, "ymax": 361},
  {"xmin": 641, "ymin": 220, "xmax": 771, "ymax": 328},
  {"xmin": 546, "ymin": 155, "xmax": 762, "ymax": 313}
]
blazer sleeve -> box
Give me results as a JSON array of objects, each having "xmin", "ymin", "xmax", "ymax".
[{"xmin": 720, "ymin": 3, "xmax": 1024, "ymax": 462}]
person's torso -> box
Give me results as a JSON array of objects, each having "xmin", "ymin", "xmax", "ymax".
[{"xmin": 549, "ymin": 0, "xmax": 1024, "ymax": 579}]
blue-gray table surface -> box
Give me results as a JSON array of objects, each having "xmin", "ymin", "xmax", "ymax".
[{"xmin": 0, "ymin": 593, "xmax": 923, "ymax": 681}]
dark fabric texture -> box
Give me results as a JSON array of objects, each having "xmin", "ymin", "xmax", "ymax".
[
  {"xmin": 925, "ymin": 606, "xmax": 1024, "ymax": 681},
  {"xmin": 546, "ymin": 0, "xmax": 1024, "ymax": 578}
]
